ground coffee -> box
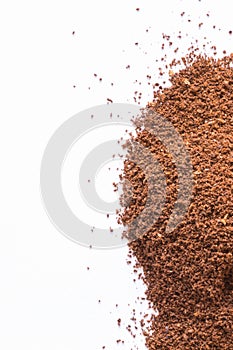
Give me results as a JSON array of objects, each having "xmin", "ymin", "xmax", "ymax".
[{"xmin": 119, "ymin": 53, "xmax": 233, "ymax": 349}]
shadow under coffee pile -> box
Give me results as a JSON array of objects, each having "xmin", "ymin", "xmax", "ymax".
[{"xmin": 119, "ymin": 54, "xmax": 233, "ymax": 349}]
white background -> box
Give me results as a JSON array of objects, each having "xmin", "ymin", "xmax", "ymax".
[{"xmin": 1, "ymin": 1, "xmax": 233, "ymax": 349}]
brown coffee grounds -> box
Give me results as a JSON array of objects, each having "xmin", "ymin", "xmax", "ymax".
[{"xmin": 119, "ymin": 53, "xmax": 233, "ymax": 349}]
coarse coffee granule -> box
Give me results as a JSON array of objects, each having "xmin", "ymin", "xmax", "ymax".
[{"xmin": 119, "ymin": 53, "xmax": 233, "ymax": 349}]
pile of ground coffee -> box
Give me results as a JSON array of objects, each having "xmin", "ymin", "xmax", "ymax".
[{"xmin": 119, "ymin": 53, "xmax": 233, "ymax": 348}]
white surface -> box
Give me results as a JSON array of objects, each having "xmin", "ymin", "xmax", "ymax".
[
  {"xmin": 61, "ymin": 125, "xmax": 133, "ymax": 229},
  {"xmin": 1, "ymin": 0, "xmax": 233, "ymax": 349}
]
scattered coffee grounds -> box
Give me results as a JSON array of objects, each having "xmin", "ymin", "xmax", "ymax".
[{"xmin": 119, "ymin": 53, "xmax": 233, "ymax": 348}]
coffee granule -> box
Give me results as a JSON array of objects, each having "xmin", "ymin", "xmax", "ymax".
[{"xmin": 119, "ymin": 53, "xmax": 233, "ymax": 349}]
